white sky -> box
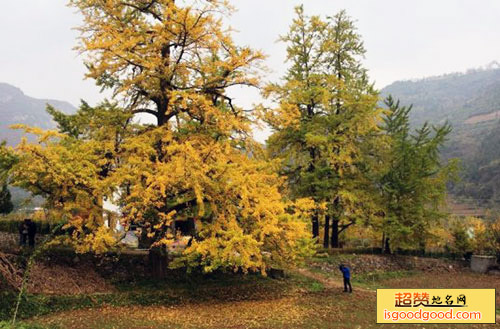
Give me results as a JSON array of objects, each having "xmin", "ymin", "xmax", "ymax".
[{"xmin": 1, "ymin": 1, "xmax": 500, "ymax": 140}]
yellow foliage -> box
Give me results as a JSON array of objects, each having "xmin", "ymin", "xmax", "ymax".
[
  {"xmin": 2, "ymin": 0, "xmax": 315, "ymax": 273},
  {"xmin": 69, "ymin": 0, "xmax": 264, "ymax": 129},
  {"xmin": 342, "ymin": 223, "xmax": 380, "ymax": 248},
  {"xmin": 112, "ymin": 125, "xmax": 313, "ymax": 272},
  {"xmin": 5, "ymin": 107, "xmax": 313, "ymax": 272}
]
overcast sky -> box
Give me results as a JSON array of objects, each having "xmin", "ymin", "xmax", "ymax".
[{"xmin": 1, "ymin": 0, "xmax": 500, "ymax": 127}]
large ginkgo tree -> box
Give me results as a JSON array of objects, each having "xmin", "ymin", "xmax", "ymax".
[{"xmin": 1, "ymin": 0, "xmax": 314, "ymax": 275}]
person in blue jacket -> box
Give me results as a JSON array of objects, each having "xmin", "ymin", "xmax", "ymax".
[{"xmin": 339, "ymin": 264, "xmax": 352, "ymax": 293}]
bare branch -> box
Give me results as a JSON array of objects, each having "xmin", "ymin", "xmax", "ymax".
[{"xmin": 132, "ymin": 108, "xmax": 159, "ymax": 117}]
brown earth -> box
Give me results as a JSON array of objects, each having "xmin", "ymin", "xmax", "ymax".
[
  {"xmin": 27, "ymin": 261, "xmax": 114, "ymax": 294},
  {"xmin": 0, "ymin": 232, "xmax": 22, "ymax": 253},
  {"xmin": 0, "ymin": 250, "xmax": 114, "ymax": 295}
]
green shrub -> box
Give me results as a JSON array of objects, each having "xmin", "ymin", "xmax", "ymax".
[
  {"xmin": 0, "ymin": 219, "xmax": 65, "ymax": 235},
  {"xmin": 0, "ymin": 321, "xmax": 49, "ymax": 329}
]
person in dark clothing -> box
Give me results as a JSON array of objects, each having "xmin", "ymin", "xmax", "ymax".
[
  {"xmin": 339, "ymin": 264, "xmax": 352, "ymax": 293},
  {"xmin": 19, "ymin": 220, "xmax": 28, "ymax": 246},
  {"xmin": 19, "ymin": 219, "xmax": 36, "ymax": 247},
  {"xmin": 27, "ymin": 219, "xmax": 37, "ymax": 247}
]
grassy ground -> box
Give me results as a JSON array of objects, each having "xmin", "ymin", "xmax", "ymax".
[
  {"xmin": 308, "ymin": 254, "xmax": 500, "ymax": 306},
  {"xmin": 5, "ymin": 255, "xmax": 500, "ymax": 329}
]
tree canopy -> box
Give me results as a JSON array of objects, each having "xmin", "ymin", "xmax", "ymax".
[
  {"xmin": 0, "ymin": 0, "xmax": 315, "ymax": 274},
  {"xmin": 70, "ymin": 0, "xmax": 264, "ymax": 128},
  {"xmin": 0, "ymin": 2, "xmax": 464, "ymax": 272},
  {"xmin": 260, "ymin": 6, "xmax": 383, "ymax": 247},
  {"xmin": 379, "ymin": 96, "xmax": 459, "ymax": 251}
]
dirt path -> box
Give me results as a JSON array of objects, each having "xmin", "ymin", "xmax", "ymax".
[{"xmin": 296, "ymin": 267, "xmax": 374, "ymax": 293}]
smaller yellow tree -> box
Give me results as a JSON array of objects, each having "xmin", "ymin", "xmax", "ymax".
[{"xmin": 467, "ymin": 217, "xmax": 494, "ymax": 254}]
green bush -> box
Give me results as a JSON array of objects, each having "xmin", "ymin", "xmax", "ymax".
[
  {"xmin": 0, "ymin": 322, "xmax": 41, "ymax": 329},
  {"xmin": 0, "ymin": 321, "xmax": 49, "ymax": 329},
  {"xmin": 0, "ymin": 219, "xmax": 65, "ymax": 235},
  {"xmin": 323, "ymin": 247, "xmax": 462, "ymax": 260}
]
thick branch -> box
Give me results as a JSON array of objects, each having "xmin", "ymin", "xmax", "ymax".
[
  {"xmin": 132, "ymin": 108, "xmax": 159, "ymax": 117},
  {"xmin": 338, "ymin": 221, "xmax": 354, "ymax": 234}
]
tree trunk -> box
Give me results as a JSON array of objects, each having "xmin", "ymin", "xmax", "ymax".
[
  {"xmin": 419, "ymin": 241, "xmax": 426, "ymax": 256},
  {"xmin": 155, "ymin": 98, "xmax": 168, "ymax": 127},
  {"xmin": 148, "ymin": 247, "xmax": 169, "ymax": 279},
  {"xmin": 323, "ymin": 215, "xmax": 330, "ymax": 248},
  {"xmin": 331, "ymin": 219, "xmax": 339, "ymax": 248},
  {"xmin": 312, "ymin": 215, "xmax": 319, "ymax": 240},
  {"xmin": 384, "ymin": 237, "xmax": 391, "ymax": 254}
]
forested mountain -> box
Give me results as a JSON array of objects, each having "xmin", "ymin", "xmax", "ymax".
[
  {"xmin": 0, "ymin": 83, "xmax": 75, "ymax": 146},
  {"xmin": 381, "ymin": 64, "xmax": 500, "ymax": 206}
]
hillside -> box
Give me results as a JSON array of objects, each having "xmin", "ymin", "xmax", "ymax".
[
  {"xmin": 0, "ymin": 82, "xmax": 75, "ymax": 146},
  {"xmin": 382, "ymin": 63, "xmax": 500, "ymax": 126},
  {"xmin": 381, "ymin": 64, "xmax": 500, "ymax": 206}
]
